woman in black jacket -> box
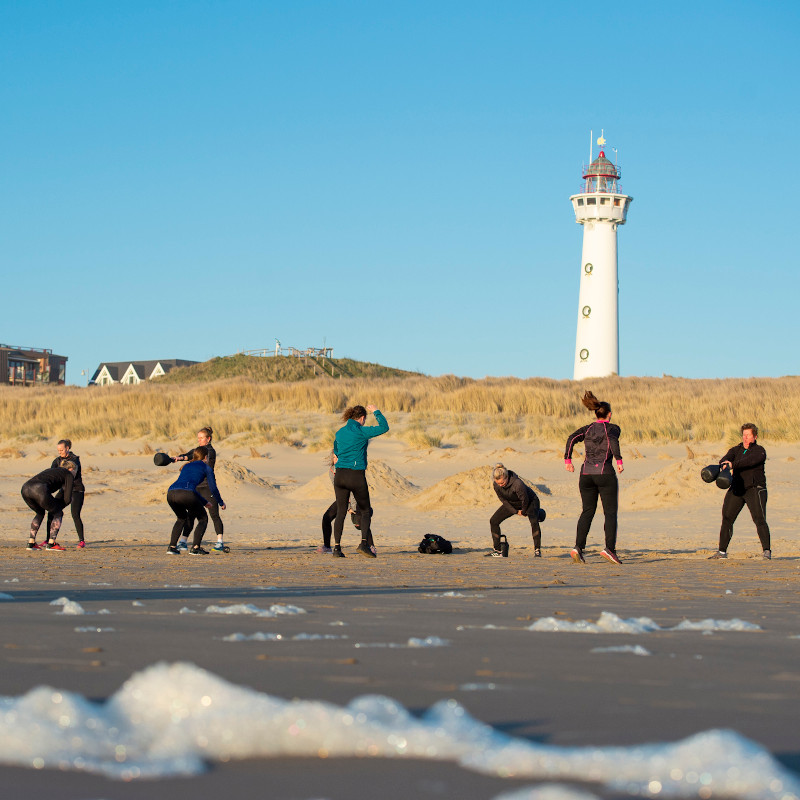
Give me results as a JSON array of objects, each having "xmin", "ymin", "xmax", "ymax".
[
  {"xmin": 46, "ymin": 439, "xmax": 86, "ymax": 548},
  {"xmin": 490, "ymin": 463, "xmax": 544, "ymax": 557},
  {"xmin": 564, "ymin": 391, "xmax": 624, "ymax": 565},
  {"xmin": 21, "ymin": 460, "xmax": 77, "ymax": 551}
]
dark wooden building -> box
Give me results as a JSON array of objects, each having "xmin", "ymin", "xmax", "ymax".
[{"xmin": 1, "ymin": 344, "xmax": 68, "ymax": 386}]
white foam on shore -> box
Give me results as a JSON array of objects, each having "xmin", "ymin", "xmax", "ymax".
[
  {"xmin": 0, "ymin": 593, "xmax": 14, "ymax": 600},
  {"xmin": 178, "ymin": 607, "xmax": 196, "ymax": 615},
  {"xmin": 50, "ymin": 597, "xmax": 111, "ymax": 616},
  {"xmin": 0, "ymin": 661, "xmax": 796, "ymax": 800},
  {"xmin": 204, "ymin": 603, "xmax": 306, "ymax": 617},
  {"xmin": 493, "ymin": 783, "xmax": 601, "ymax": 800},
  {"xmin": 528, "ymin": 611, "xmax": 761, "ymax": 634},
  {"xmin": 425, "ymin": 592, "xmax": 485, "ymax": 598},
  {"xmin": 354, "ymin": 636, "xmax": 450, "ymax": 649},
  {"xmin": 4, "ymin": 578, "xmax": 20, "ymax": 583},
  {"xmin": 74, "ymin": 627, "xmax": 116, "ymax": 633},
  {"xmin": 221, "ymin": 633, "xmax": 348, "ymax": 642},
  {"xmin": 493, "ymin": 785, "xmax": 603, "ymax": 800},
  {"xmin": 590, "ymin": 645, "xmax": 651, "ymax": 656}
]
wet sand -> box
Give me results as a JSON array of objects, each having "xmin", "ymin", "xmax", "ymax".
[{"xmin": 1, "ymin": 438, "xmax": 798, "ymax": 798}]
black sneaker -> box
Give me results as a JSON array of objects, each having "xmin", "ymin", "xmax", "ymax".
[
  {"xmin": 166, "ymin": 545, "xmax": 181, "ymax": 555},
  {"xmin": 332, "ymin": 546, "xmax": 345, "ymax": 558},
  {"xmin": 534, "ymin": 548, "xmax": 542, "ymax": 558},
  {"xmin": 762, "ymin": 550, "xmax": 772, "ymax": 560},
  {"xmin": 707, "ymin": 551, "xmax": 727, "ymax": 559},
  {"xmin": 356, "ymin": 541, "xmax": 376, "ymax": 558},
  {"xmin": 189, "ymin": 546, "xmax": 209, "ymax": 555},
  {"xmin": 26, "ymin": 541, "xmax": 41, "ymax": 550}
]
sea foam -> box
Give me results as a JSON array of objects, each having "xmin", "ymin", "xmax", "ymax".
[
  {"xmin": 528, "ymin": 611, "xmax": 761, "ymax": 634},
  {"xmin": 0, "ymin": 661, "xmax": 796, "ymax": 800}
]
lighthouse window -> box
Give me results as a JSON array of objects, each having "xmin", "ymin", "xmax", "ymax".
[
  {"xmin": 579, "ymin": 349, "xmax": 589, "ymax": 361},
  {"xmin": 586, "ymin": 198, "xmax": 596, "ymax": 205},
  {"xmin": 614, "ymin": 198, "xmax": 621, "ymax": 206},
  {"xmin": 600, "ymin": 198, "xmax": 609, "ymax": 205},
  {"xmin": 577, "ymin": 198, "xmax": 584, "ymax": 206}
]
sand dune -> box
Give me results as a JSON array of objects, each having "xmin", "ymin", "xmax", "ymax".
[
  {"xmin": 291, "ymin": 460, "xmax": 419, "ymax": 502},
  {"xmin": 621, "ymin": 459, "xmax": 719, "ymax": 511}
]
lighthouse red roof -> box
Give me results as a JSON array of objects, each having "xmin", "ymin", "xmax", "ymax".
[{"xmin": 583, "ymin": 151, "xmax": 620, "ymax": 180}]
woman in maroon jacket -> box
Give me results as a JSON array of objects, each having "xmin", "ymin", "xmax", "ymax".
[{"xmin": 564, "ymin": 391, "xmax": 624, "ymax": 565}]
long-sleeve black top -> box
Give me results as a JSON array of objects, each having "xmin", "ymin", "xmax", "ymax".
[
  {"xmin": 50, "ymin": 452, "xmax": 85, "ymax": 492},
  {"xmin": 493, "ymin": 471, "xmax": 537, "ymax": 515},
  {"xmin": 179, "ymin": 444, "xmax": 216, "ymax": 489},
  {"xmin": 564, "ymin": 420, "xmax": 622, "ymax": 475},
  {"xmin": 31, "ymin": 467, "xmax": 74, "ymax": 505},
  {"xmin": 719, "ymin": 442, "xmax": 767, "ymax": 492}
]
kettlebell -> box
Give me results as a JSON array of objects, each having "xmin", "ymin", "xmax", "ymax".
[{"xmin": 500, "ymin": 534, "xmax": 509, "ymax": 558}]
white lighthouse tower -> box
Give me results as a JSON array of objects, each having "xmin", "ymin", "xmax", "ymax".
[{"xmin": 570, "ymin": 135, "xmax": 632, "ymax": 380}]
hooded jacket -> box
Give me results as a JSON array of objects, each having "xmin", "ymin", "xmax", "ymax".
[
  {"xmin": 493, "ymin": 470, "xmax": 537, "ymax": 516},
  {"xmin": 719, "ymin": 442, "xmax": 767, "ymax": 494}
]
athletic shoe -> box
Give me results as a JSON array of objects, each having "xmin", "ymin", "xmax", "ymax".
[
  {"xmin": 76, "ymin": 541, "xmax": 86, "ymax": 549},
  {"xmin": 316, "ymin": 545, "xmax": 333, "ymax": 554},
  {"xmin": 570, "ymin": 547, "xmax": 585, "ymax": 564},
  {"xmin": 176, "ymin": 541, "xmax": 189, "ymax": 551},
  {"xmin": 189, "ymin": 546, "xmax": 209, "ymax": 555},
  {"xmin": 534, "ymin": 549, "xmax": 542, "ymax": 558},
  {"xmin": 763, "ymin": 550, "xmax": 772, "ymax": 560},
  {"xmin": 45, "ymin": 543, "xmax": 66, "ymax": 551},
  {"xmin": 166, "ymin": 545, "xmax": 180, "ymax": 555},
  {"xmin": 332, "ymin": 546, "xmax": 345, "ymax": 558},
  {"xmin": 26, "ymin": 542, "xmax": 41, "ymax": 550},
  {"xmin": 211, "ymin": 542, "xmax": 228, "ymax": 553},
  {"xmin": 356, "ymin": 541, "xmax": 376, "ymax": 558},
  {"xmin": 707, "ymin": 551, "xmax": 727, "ymax": 559},
  {"xmin": 490, "ymin": 550, "xmax": 504, "ymax": 558},
  {"xmin": 600, "ymin": 549, "xmax": 622, "ymax": 565},
  {"xmin": 369, "ymin": 545, "xmax": 377, "ymax": 556}
]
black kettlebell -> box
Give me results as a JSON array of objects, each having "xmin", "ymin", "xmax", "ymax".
[{"xmin": 500, "ymin": 534, "xmax": 509, "ymax": 558}]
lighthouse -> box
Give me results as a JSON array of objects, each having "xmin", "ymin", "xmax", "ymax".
[{"xmin": 570, "ymin": 136, "xmax": 632, "ymax": 380}]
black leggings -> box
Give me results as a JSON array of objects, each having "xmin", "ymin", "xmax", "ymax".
[
  {"xmin": 490, "ymin": 501, "xmax": 541, "ymax": 550},
  {"xmin": 167, "ymin": 489, "xmax": 208, "ymax": 548},
  {"xmin": 21, "ymin": 480, "xmax": 64, "ymax": 540},
  {"xmin": 576, "ymin": 472, "xmax": 618, "ymax": 551},
  {"xmin": 719, "ymin": 486, "xmax": 770, "ymax": 551},
  {"xmin": 183, "ymin": 485, "xmax": 223, "ymax": 538},
  {"xmin": 47, "ymin": 491, "xmax": 84, "ymax": 542},
  {"xmin": 333, "ymin": 469, "xmax": 372, "ymax": 547},
  {"xmin": 322, "ymin": 501, "xmax": 369, "ymax": 547}
]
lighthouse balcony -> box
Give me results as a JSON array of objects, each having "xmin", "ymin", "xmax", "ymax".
[{"xmin": 570, "ymin": 193, "xmax": 631, "ymax": 223}]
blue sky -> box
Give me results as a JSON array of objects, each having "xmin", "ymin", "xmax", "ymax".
[{"xmin": 2, "ymin": 1, "xmax": 798, "ymax": 382}]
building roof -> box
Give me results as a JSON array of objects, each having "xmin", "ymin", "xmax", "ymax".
[{"xmin": 90, "ymin": 359, "xmax": 198, "ymax": 383}]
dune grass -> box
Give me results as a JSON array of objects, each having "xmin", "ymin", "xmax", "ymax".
[{"xmin": 1, "ymin": 374, "xmax": 798, "ymax": 446}]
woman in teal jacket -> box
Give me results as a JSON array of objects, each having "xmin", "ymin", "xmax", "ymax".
[{"xmin": 332, "ymin": 404, "xmax": 389, "ymax": 557}]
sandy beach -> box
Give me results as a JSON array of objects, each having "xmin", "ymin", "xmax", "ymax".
[{"xmin": 1, "ymin": 436, "xmax": 799, "ymax": 799}]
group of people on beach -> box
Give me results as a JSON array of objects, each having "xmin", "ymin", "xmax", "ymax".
[{"xmin": 20, "ymin": 392, "xmax": 772, "ymax": 561}]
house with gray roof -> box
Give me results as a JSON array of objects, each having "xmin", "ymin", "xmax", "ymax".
[{"xmin": 90, "ymin": 359, "xmax": 198, "ymax": 386}]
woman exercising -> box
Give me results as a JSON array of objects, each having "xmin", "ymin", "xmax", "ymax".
[
  {"xmin": 174, "ymin": 427, "xmax": 226, "ymax": 552},
  {"xmin": 331, "ymin": 404, "xmax": 389, "ymax": 558},
  {"xmin": 166, "ymin": 446, "xmax": 226, "ymax": 555},
  {"xmin": 489, "ymin": 463, "xmax": 544, "ymax": 557},
  {"xmin": 21, "ymin": 460, "xmax": 77, "ymax": 551},
  {"xmin": 564, "ymin": 390, "xmax": 624, "ymax": 565},
  {"xmin": 46, "ymin": 439, "xmax": 86, "ymax": 548},
  {"xmin": 318, "ymin": 452, "xmax": 368, "ymax": 554}
]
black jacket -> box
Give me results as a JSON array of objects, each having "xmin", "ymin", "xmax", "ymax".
[
  {"xmin": 493, "ymin": 471, "xmax": 537, "ymax": 515},
  {"xmin": 31, "ymin": 467, "xmax": 74, "ymax": 505},
  {"xmin": 564, "ymin": 420, "xmax": 622, "ymax": 475},
  {"xmin": 50, "ymin": 453, "xmax": 84, "ymax": 492},
  {"xmin": 719, "ymin": 442, "xmax": 767, "ymax": 493}
]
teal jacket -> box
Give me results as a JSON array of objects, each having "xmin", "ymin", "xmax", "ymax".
[{"xmin": 333, "ymin": 410, "xmax": 389, "ymax": 470}]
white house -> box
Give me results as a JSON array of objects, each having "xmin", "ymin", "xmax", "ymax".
[{"xmin": 90, "ymin": 359, "xmax": 198, "ymax": 386}]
